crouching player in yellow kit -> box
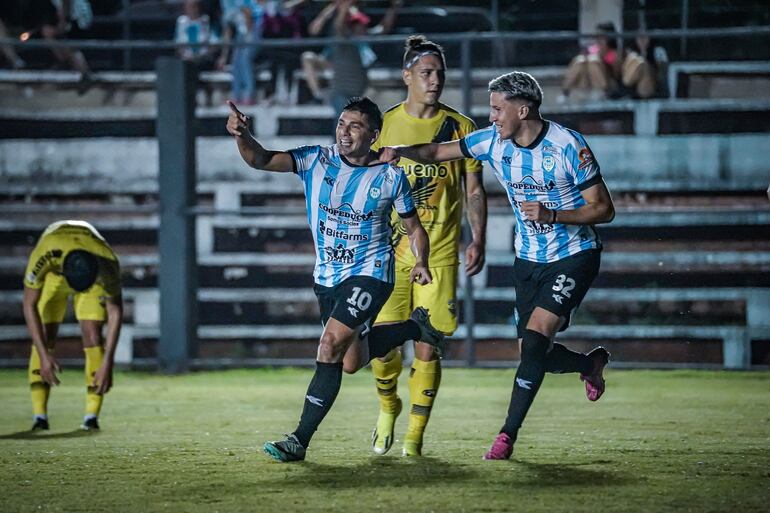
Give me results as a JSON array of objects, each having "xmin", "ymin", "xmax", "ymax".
[
  {"xmin": 364, "ymin": 36, "xmax": 487, "ymax": 456},
  {"xmin": 23, "ymin": 220, "xmax": 123, "ymax": 431}
]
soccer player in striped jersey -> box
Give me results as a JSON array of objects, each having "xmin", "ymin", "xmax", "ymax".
[
  {"xmin": 227, "ymin": 96, "xmax": 446, "ymax": 462},
  {"xmin": 361, "ymin": 35, "xmax": 487, "ymax": 458},
  {"xmin": 379, "ymin": 71, "xmax": 616, "ymax": 460}
]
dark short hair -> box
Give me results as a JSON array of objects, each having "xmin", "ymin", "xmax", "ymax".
[
  {"xmin": 342, "ymin": 96, "xmax": 383, "ymax": 132},
  {"xmin": 62, "ymin": 250, "xmax": 99, "ymax": 292},
  {"xmin": 402, "ymin": 34, "xmax": 446, "ymax": 70}
]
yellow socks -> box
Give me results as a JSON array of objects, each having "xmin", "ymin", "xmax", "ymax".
[
  {"xmin": 84, "ymin": 346, "xmax": 105, "ymax": 418},
  {"xmin": 371, "ymin": 349, "xmax": 402, "ymax": 413},
  {"xmin": 29, "ymin": 346, "xmax": 50, "ymax": 418},
  {"xmin": 404, "ymin": 357, "xmax": 442, "ymax": 455}
]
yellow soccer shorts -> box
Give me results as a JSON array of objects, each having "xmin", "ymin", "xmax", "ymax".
[
  {"xmin": 36, "ymin": 273, "xmax": 108, "ymax": 324},
  {"xmin": 376, "ymin": 263, "xmax": 458, "ymax": 336}
]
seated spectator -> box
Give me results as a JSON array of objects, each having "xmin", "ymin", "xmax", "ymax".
[
  {"xmin": 0, "ymin": 17, "xmax": 25, "ymax": 69},
  {"xmin": 558, "ymin": 21, "xmax": 619, "ymax": 103},
  {"xmin": 175, "ymin": 0, "xmax": 219, "ymax": 69},
  {"xmin": 620, "ymin": 34, "xmax": 668, "ymax": 99},
  {"xmin": 301, "ymin": 0, "xmax": 400, "ymax": 107}
]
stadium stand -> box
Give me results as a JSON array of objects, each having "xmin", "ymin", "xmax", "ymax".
[{"xmin": 1, "ymin": 7, "xmax": 769, "ymax": 369}]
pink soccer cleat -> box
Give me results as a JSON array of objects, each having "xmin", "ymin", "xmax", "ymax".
[
  {"xmin": 580, "ymin": 347, "xmax": 610, "ymax": 402},
  {"xmin": 483, "ymin": 432, "xmax": 514, "ymax": 460}
]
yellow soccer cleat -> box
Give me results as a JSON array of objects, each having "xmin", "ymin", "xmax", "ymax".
[
  {"xmin": 371, "ymin": 397, "xmax": 402, "ymax": 455},
  {"xmin": 402, "ymin": 438, "xmax": 422, "ymax": 457}
]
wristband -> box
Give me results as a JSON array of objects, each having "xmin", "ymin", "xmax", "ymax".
[{"xmin": 551, "ymin": 209, "xmax": 557, "ymax": 224}]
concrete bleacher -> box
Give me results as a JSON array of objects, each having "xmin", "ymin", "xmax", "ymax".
[{"xmin": 1, "ymin": 181, "xmax": 769, "ymax": 369}]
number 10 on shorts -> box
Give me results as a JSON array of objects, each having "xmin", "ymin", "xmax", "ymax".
[{"xmin": 347, "ymin": 286, "xmax": 372, "ymax": 318}]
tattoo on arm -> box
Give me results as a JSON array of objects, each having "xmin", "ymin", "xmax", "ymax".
[{"xmin": 466, "ymin": 189, "xmax": 487, "ymax": 241}]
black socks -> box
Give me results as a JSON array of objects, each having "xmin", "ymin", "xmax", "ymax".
[
  {"xmin": 293, "ymin": 361, "xmax": 343, "ymax": 448},
  {"xmin": 544, "ymin": 342, "xmax": 593, "ymax": 375},
  {"xmin": 366, "ymin": 320, "xmax": 420, "ymax": 359},
  {"xmin": 500, "ymin": 329, "xmax": 550, "ymax": 439}
]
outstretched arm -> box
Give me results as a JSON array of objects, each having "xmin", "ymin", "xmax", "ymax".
[
  {"xmin": 370, "ymin": 0, "xmax": 402, "ymax": 35},
  {"xmin": 401, "ymin": 214, "xmax": 432, "ymax": 285},
  {"xmin": 463, "ymin": 171, "xmax": 487, "ymax": 276},
  {"xmin": 380, "ymin": 140, "xmax": 466, "ymax": 165},
  {"xmin": 226, "ymin": 101, "xmax": 295, "ymax": 172},
  {"xmin": 308, "ymin": 2, "xmax": 337, "ymax": 36}
]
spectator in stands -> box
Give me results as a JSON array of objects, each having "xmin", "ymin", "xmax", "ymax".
[
  {"xmin": 619, "ymin": 34, "xmax": 669, "ymax": 99},
  {"xmin": 218, "ymin": 0, "xmax": 264, "ymax": 105},
  {"xmin": 0, "ymin": 17, "xmax": 25, "ymax": 69},
  {"xmin": 558, "ymin": 21, "xmax": 619, "ymax": 103},
  {"xmin": 22, "ymin": 220, "xmax": 123, "ymax": 432},
  {"xmin": 301, "ymin": 0, "xmax": 400, "ymax": 108},
  {"xmin": 258, "ymin": 0, "xmax": 309, "ymax": 104},
  {"xmin": 175, "ymin": 0, "xmax": 218, "ymax": 69},
  {"xmin": 16, "ymin": 0, "xmax": 93, "ymax": 90}
]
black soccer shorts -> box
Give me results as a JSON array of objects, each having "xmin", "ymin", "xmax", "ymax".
[
  {"xmin": 314, "ymin": 275, "xmax": 394, "ymax": 337},
  {"xmin": 513, "ymin": 249, "xmax": 601, "ymax": 338}
]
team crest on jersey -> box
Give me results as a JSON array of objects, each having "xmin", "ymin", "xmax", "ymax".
[
  {"xmin": 578, "ymin": 148, "xmax": 595, "ymax": 170},
  {"xmin": 542, "ymin": 155, "xmax": 555, "ymax": 172},
  {"xmin": 323, "ymin": 175, "xmax": 335, "ymax": 186},
  {"xmin": 369, "ymin": 187, "xmax": 381, "ymax": 199}
]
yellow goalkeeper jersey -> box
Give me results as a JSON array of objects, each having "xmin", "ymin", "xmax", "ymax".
[
  {"xmin": 24, "ymin": 220, "xmax": 121, "ymax": 297},
  {"xmin": 373, "ymin": 102, "xmax": 481, "ymax": 266}
]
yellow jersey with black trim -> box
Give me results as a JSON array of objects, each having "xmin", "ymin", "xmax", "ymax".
[
  {"xmin": 372, "ymin": 102, "xmax": 482, "ymax": 266},
  {"xmin": 23, "ymin": 220, "xmax": 121, "ymax": 297}
]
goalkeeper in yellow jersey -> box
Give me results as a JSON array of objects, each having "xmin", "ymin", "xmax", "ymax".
[
  {"xmin": 350, "ymin": 35, "xmax": 487, "ymax": 456},
  {"xmin": 22, "ymin": 220, "xmax": 123, "ymax": 431}
]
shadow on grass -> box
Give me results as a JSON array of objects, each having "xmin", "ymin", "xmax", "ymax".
[
  {"xmin": 262, "ymin": 456, "xmax": 477, "ymax": 490},
  {"xmin": 513, "ymin": 459, "xmax": 635, "ymax": 487},
  {"xmin": 0, "ymin": 429, "xmax": 96, "ymax": 440}
]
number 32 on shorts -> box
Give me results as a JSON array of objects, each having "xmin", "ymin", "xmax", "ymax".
[{"xmin": 551, "ymin": 274, "xmax": 575, "ymax": 305}]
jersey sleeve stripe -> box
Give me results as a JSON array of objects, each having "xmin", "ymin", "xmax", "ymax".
[
  {"xmin": 459, "ymin": 137, "xmax": 473, "ymax": 158},
  {"xmin": 577, "ymin": 173, "xmax": 603, "ymax": 191}
]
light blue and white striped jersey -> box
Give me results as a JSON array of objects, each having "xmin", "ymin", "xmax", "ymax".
[
  {"xmin": 460, "ymin": 121, "xmax": 603, "ymax": 263},
  {"xmin": 290, "ymin": 144, "xmax": 416, "ymax": 287}
]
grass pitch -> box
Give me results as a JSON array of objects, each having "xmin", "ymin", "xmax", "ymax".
[{"xmin": 1, "ymin": 367, "xmax": 768, "ymax": 513}]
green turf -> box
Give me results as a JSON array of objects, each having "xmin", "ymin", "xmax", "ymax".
[{"xmin": 1, "ymin": 368, "xmax": 768, "ymax": 512}]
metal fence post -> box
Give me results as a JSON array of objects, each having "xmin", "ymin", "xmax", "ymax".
[
  {"xmin": 122, "ymin": 0, "xmax": 131, "ymax": 70},
  {"xmin": 461, "ymin": 36, "xmax": 476, "ymax": 367},
  {"xmin": 156, "ymin": 57, "xmax": 198, "ymax": 373}
]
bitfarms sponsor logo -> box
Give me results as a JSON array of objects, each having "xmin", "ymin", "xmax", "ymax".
[{"xmin": 319, "ymin": 220, "xmax": 368, "ymax": 241}]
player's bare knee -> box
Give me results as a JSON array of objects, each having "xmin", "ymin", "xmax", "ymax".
[
  {"xmin": 318, "ymin": 332, "xmax": 346, "ymax": 362},
  {"xmin": 414, "ymin": 341, "xmax": 439, "ymax": 361},
  {"xmin": 342, "ymin": 361, "xmax": 359, "ymax": 374}
]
